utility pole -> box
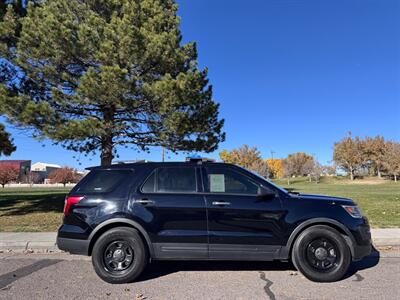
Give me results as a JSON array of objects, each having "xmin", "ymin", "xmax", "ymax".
[
  {"xmin": 270, "ymin": 150, "xmax": 275, "ymax": 160},
  {"xmin": 162, "ymin": 146, "xmax": 165, "ymax": 162}
]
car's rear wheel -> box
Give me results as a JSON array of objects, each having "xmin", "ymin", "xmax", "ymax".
[
  {"xmin": 92, "ymin": 227, "xmax": 147, "ymax": 284},
  {"xmin": 292, "ymin": 225, "xmax": 351, "ymax": 282}
]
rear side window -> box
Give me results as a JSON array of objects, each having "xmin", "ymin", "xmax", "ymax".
[
  {"xmin": 75, "ymin": 170, "xmax": 132, "ymax": 194},
  {"xmin": 141, "ymin": 171, "xmax": 155, "ymax": 193},
  {"xmin": 141, "ymin": 167, "xmax": 196, "ymax": 193}
]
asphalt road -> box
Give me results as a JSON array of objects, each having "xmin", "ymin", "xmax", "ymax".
[{"xmin": 0, "ymin": 249, "xmax": 399, "ymax": 300}]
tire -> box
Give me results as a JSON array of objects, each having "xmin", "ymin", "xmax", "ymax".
[
  {"xmin": 92, "ymin": 227, "xmax": 148, "ymax": 284},
  {"xmin": 291, "ymin": 225, "xmax": 351, "ymax": 282}
]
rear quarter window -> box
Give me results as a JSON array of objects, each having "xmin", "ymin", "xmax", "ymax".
[
  {"xmin": 74, "ymin": 169, "xmax": 132, "ymax": 195},
  {"xmin": 140, "ymin": 167, "xmax": 197, "ymax": 193}
]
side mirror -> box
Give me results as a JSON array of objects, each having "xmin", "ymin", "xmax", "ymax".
[{"xmin": 257, "ymin": 186, "xmax": 276, "ymax": 200}]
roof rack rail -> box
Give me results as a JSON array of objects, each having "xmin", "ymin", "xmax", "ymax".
[
  {"xmin": 112, "ymin": 160, "xmax": 149, "ymax": 165},
  {"xmin": 185, "ymin": 157, "xmax": 216, "ymax": 163}
]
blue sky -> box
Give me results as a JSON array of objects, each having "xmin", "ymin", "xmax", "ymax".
[{"xmin": 1, "ymin": 0, "xmax": 399, "ymax": 169}]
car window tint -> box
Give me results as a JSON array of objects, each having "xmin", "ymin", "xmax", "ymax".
[
  {"xmin": 141, "ymin": 171, "xmax": 155, "ymax": 193},
  {"xmin": 76, "ymin": 170, "xmax": 131, "ymax": 193},
  {"xmin": 157, "ymin": 167, "xmax": 196, "ymax": 192},
  {"xmin": 206, "ymin": 167, "xmax": 259, "ymax": 195}
]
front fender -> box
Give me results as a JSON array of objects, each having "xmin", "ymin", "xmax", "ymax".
[{"xmin": 279, "ymin": 218, "xmax": 357, "ymax": 259}]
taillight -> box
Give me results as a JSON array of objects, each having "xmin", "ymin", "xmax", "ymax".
[{"xmin": 63, "ymin": 196, "xmax": 84, "ymax": 215}]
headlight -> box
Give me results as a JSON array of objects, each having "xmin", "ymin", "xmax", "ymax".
[{"xmin": 342, "ymin": 205, "xmax": 363, "ymax": 218}]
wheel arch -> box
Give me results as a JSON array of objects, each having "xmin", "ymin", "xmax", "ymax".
[
  {"xmin": 280, "ymin": 218, "xmax": 356, "ymax": 259},
  {"xmin": 88, "ymin": 218, "xmax": 154, "ymax": 257}
]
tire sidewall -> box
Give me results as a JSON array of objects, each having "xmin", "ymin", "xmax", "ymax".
[
  {"xmin": 92, "ymin": 227, "xmax": 147, "ymax": 284},
  {"xmin": 292, "ymin": 225, "xmax": 351, "ymax": 282}
]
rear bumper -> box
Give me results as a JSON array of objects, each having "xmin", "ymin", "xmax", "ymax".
[
  {"xmin": 57, "ymin": 236, "xmax": 89, "ymax": 255},
  {"xmin": 57, "ymin": 224, "xmax": 91, "ymax": 255}
]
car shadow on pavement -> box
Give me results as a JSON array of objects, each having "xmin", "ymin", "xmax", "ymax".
[
  {"xmin": 138, "ymin": 247, "xmax": 380, "ymax": 282},
  {"xmin": 138, "ymin": 260, "xmax": 296, "ymax": 282},
  {"xmin": 344, "ymin": 246, "xmax": 380, "ymax": 280}
]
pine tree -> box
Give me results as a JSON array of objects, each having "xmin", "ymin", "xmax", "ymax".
[
  {"xmin": 0, "ymin": 0, "xmax": 224, "ymax": 165},
  {"xmin": 0, "ymin": 123, "xmax": 16, "ymax": 156}
]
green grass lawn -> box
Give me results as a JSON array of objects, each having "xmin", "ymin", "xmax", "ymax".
[
  {"xmin": 0, "ymin": 178, "xmax": 399, "ymax": 231},
  {"xmin": 273, "ymin": 177, "xmax": 400, "ymax": 228},
  {"xmin": 0, "ymin": 187, "xmax": 70, "ymax": 232}
]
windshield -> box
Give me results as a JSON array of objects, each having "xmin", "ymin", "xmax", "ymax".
[{"xmin": 238, "ymin": 166, "xmax": 289, "ymax": 194}]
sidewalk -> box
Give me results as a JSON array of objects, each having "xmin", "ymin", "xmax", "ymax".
[
  {"xmin": 0, "ymin": 229, "xmax": 399, "ymax": 252},
  {"xmin": 370, "ymin": 228, "xmax": 400, "ymax": 246},
  {"xmin": 0, "ymin": 232, "xmax": 58, "ymax": 252}
]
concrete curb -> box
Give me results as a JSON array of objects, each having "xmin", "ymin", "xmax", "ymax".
[
  {"xmin": 0, "ymin": 232, "xmax": 58, "ymax": 253},
  {"xmin": 0, "ymin": 229, "xmax": 399, "ymax": 252},
  {"xmin": 370, "ymin": 229, "xmax": 400, "ymax": 246}
]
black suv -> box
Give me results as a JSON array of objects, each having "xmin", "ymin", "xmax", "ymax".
[{"xmin": 57, "ymin": 158, "xmax": 371, "ymax": 283}]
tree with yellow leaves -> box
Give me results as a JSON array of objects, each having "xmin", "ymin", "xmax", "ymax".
[
  {"xmin": 266, "ymin": 159, "xmax": 284, "ymax": 179},
  {"xmin": 219, "ymin": 145, "xmax": 269, "ymax": 178}
]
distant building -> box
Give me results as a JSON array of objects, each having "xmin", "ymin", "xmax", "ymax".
[
  {"xmin": 0, "ymin": 160, "xmax": 31, "ymax": 182},
  {"xmin": 31, "ymin": 162, "xmax": 61, "ymax": 183}
]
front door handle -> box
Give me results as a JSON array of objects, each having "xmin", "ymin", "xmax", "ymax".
[
  {"xmin": 212, "ymin": 201, "xmax": 231, "ymax": 206},
  {"xmin": 135, "ymin": 199, "xmax": 155, "ymax": 205}
]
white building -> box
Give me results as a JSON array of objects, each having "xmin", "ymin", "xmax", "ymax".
[
  {"xmin": 31, "ymin": 162, "xmax": 62, "ymax": 183},
  {"xmin": 31, "ymin": 162, "xmax": 61, "ymax": 172}
]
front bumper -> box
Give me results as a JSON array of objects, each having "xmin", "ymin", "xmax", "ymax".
[
  {"xmin": 352, "ymin": 243, "xmax": 372, "ymax": 261},
  {"xmin": 350, "ymin": 222, "xmax": 372, "ymax": 261}
]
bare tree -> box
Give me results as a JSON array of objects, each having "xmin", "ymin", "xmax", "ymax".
[
  {"xmin": 24, "ymin": 171, "xmax": 39, "ymax": 187},
  {"xmin": 282, "ymin": 152, "xmax": 314, "ymax": 184},
  {"xmin": 282, "ymin": 159, "xmax": 296, "ymax": 185},
  {"xmin": 322, "ymin": 165, "xmax": 337, "ymax": 176},
  {"xmin": 249, "ymin": 159, "xmax": 269, "ymax": 178},
  {"xmin": 301, "ymin": 159, "xmax": 316, "ymax": 182},
  {"xmin": 0, "ymin": 164, "xmax": 19, "ymax": 188},
  {"xmin": 49, "ymin": 167, "xmax": 80, "ymax": 187},
  {"xmin": 310, "ymin": 162, "xmax": 324, "ymax": 183}
]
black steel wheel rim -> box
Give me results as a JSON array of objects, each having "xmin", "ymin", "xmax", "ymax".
[
  {"xmin": 103, "ymin": 240, "xmax": 134, "ymax": 274},
  {"xmin": 306, "ymin": 238, "xmax": 340, "ymax": 272}
]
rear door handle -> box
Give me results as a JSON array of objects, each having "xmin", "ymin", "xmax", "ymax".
[
  {"xmin": 212, "ymin": 201, "xmax": 231, "ymax": 206},
  {"xmin": 135, "ymin": 199, "xmax": 155, "ymax": 205}
]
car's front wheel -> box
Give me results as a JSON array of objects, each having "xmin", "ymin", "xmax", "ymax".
[
  {"xmin": 92, "ymin": 227, "xmax": 148, "ymax": 284},
  {"xmin": 292, "ymin": 225, "xmax": 351, "ymax": 282}
]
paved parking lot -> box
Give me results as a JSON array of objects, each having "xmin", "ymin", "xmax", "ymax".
[{"xmin": 0, "ymin": 249, "xmax": 399, "ymax": 300}]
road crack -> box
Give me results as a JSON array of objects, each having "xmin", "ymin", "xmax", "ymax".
[{"xmin": 259, "ymin": 271, "xmax": 276, "ymax": 300}]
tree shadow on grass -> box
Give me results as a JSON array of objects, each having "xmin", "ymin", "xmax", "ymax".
[{"xmin": 0, "ymin": 192, "xmax": 66, "ymax": 216}]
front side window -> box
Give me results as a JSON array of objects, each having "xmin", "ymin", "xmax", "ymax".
[
  {"xmin": 205, "ymin": 167, "xmax": 260, "ymax": 195},
  {"xmin": 141, "ymin": 167, "xmax": 197, "ymax": 193}
]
